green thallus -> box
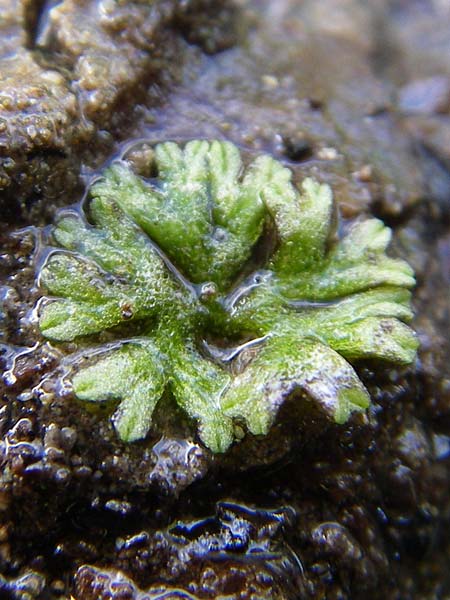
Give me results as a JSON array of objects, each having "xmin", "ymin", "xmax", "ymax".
[{"xmin": 37, "ymin": 140, "xmax": 418, "ymax": 452}]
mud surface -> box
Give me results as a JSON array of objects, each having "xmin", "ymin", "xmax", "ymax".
[{"xmin": 1, "ymin": 0, "xmax": 450, "ymax": 598}]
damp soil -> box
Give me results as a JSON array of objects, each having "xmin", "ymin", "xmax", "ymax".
[{"xmin": 1, "ymin": 1, "xmax": 450, "ymax": 599}]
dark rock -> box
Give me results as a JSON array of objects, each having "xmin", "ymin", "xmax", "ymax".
[
  {"xmin": 0, "ymin": 0, "xmax": 234, "ymax": 222},
  {"xmin": 0, "ymin": 571, "xmax": 46, "ymax": 600},
  {"xmin": 1, "ymin": 1, "xmax": 450, "ymax": 599},
  {"xmin": 75, "ymin": 502, "xmax": 302, "ymax": 599}
]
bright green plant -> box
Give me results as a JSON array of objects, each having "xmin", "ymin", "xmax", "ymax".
[{"xmin": 37, "ymin": 140, "xmax": 418, "ymax": 452}]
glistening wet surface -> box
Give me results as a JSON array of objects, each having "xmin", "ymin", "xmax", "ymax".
[{"xmin": 0, "ymin": 1, "xmax": 450, "ymax": 598}]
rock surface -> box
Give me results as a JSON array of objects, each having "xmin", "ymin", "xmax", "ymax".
[
  {"xmin": 0, "ymin": 0, "xmax": 234, "ymax": 222},
  {"xmin": 0, "ymin": 0, "xmax": 450, "ymax": 598}
]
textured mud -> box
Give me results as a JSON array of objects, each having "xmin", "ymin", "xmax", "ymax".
[{"xmin": 1, "ymin": 0, "xmax": 450, "ymax": 599}]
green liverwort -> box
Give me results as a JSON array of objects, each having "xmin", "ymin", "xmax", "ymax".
[{"xmin": 37, "ymin": 140, "xmax": 418, "ymax": 452}]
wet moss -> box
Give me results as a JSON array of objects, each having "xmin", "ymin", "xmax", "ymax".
[{"xmin": 36, "ymin": 140, "xmax": 417, "ymax": 452}]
